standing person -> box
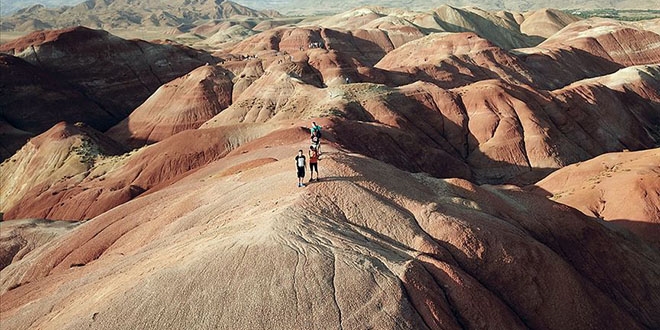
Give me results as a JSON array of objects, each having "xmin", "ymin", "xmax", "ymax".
[
  {"xmin": 295, "ymin": 150, "xmax": 306, "ymax": 187},
  {"xmin": 311, "ymin": 134, "xmax": 320, "ymax": 155},
  {"xmin": 309, "ymin": 145, "xmax": 319, "ymax": 182},
  {"xmin": 310, "ymin": 122, "xmax": 322, "ymax": 154}
]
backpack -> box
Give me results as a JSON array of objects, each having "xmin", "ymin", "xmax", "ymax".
[{"xmin": 313, "ymin": 126, "xmax": 322, "ymax": 138}]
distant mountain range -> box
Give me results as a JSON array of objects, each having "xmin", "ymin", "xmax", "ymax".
[
  {"xmin": 236, "ymin": 0, "xmax": 660, "ymax": 14},
  {"xmin": 1, "ymin": 0, "xmax": 79, "ymax": 16},
  {"xmin": 1, "ymin": 10, "xmax": 660, "ymax": 329},
  {"xmin": 1, "ymin": 0, "xmax": 281, "ymax": 31},
  {"xmin": 2, "ymin": 0, "xmax": 659, "ymax": 17}
]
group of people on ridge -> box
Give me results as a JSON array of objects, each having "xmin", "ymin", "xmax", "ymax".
[{"xmin": 295, "ymin": 122, "xmax": 322, "ymax": 187}]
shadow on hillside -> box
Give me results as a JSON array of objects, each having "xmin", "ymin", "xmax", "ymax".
[
  {"xmin": 307, "ymin": 175, "xmax": 363, "ymax": 184},
  {"xmin": 322, "ymin": 28, "xmax": 389, "ymax": 67},
  {"xmin": 608, "ymin": 220, "xmax": 660, "ymax": 250},
  {"xmin": 429, "ymin": 183, "xmax": 660, "ymax": 328},
  {"xmin": 377, "ymin": 43, "xmax": 635, "ymax": 92},
  {"xmin": 433, "ymin": 12, "xmax": 545, "ymax": 49},
  {"xmin": 329, "ymin": 54, "xmax": 660, "ymax": 185},
  {"xmin": 328, "ymin": 91, "xmax": 567, "ymax": 185},
  {"xmin": 528, "ymin": 185, "xmax": 660, "ymax": 250},
  {"xmin": 517, "ymin": 47, "xmax": 625, "ymax": 90}
]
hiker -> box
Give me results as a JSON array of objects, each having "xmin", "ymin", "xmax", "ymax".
[
  {"xmin": 310, "ymin": 122, "xmax": 322, "ymax": 154},
  {"xmin": 311, "ymin": 134, "xmax": 320, "ymax": 155},
  {"xmin": 295, "ymin": 150, "xmax": 306, "ymax": 187},
  {"xmin": 309, "ymin": 145, "xmax": 319, "ymax": 182}
]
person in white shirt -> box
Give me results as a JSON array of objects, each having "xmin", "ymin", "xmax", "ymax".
[{"xmin": 295, "ymin": 150, "xmax": 306, "ymax": 187}]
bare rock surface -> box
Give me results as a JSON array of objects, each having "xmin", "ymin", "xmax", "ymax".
[
  {"xmin": 1, "ymin": 121, "xmax": 305, "ymax": 221},
  {"xmin": 0, "ymin": 122, "xmax": 126, "ymax": 214},
  {"xmin": 0, "ymin": 219, "xmax": 79, "ymax": 271},
  {"xmin": 532, "ymin": 149, "xmax": 660, "ymax": 247},
  {"xmin": 0, "ymin": 54, "xmax": 107, "ymax": 160},
  {"xmin": 539, "ymin": 18, "xmax": 660, "ymax": 67},
  {"xmin": 106, "ymin": 65, "xmax": 234, "ymax": 147},
  {"xmin": 1, "ymin": 140, "xmax": 658, "ymax": 329},
  {"xmin": 520, "ymin": 8, "xmax": 581, "ymax": 38},
  {"xmin": 0, "ymin": 26, "xmax": 216, "ymax": 131}
]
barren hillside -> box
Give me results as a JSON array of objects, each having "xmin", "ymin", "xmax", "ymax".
[{"xmin": 1, "ymin": 4, "xmax": 659, "ymax": 330}]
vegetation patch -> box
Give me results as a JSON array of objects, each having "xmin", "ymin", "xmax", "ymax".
[
  {"xmin": 566, "ymin": 9, "xmax": 660, "ymax": 21},
  {"xmin": 71, "ymin": 137, "xmax": 103, "ymax": 167}
]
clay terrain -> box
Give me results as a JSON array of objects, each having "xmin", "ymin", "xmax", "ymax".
[{"xmin": 1, "ymin": 2, "xmax": 660, "ymax": 330}]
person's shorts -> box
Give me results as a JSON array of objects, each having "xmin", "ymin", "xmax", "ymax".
[
  {"xmin": 297, "ymin": 166, "xmax": 305, "ymax": 178},
  {"xmin": 310, "ymin": 162, "xmax": 318, "ymax": 172}
]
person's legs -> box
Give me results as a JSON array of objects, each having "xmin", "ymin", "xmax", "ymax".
[
  {"xmin": 310, "ymin": 163, "xmax": 318, "ymax": 181},
  {"xmin": 297, "ymin": 167, "xmax": 305, "ymax": 186}
]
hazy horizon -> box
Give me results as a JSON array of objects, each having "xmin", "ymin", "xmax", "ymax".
[{"xmin": 2, "ymin": 0, "xmax": 660, "ymax": 16}]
